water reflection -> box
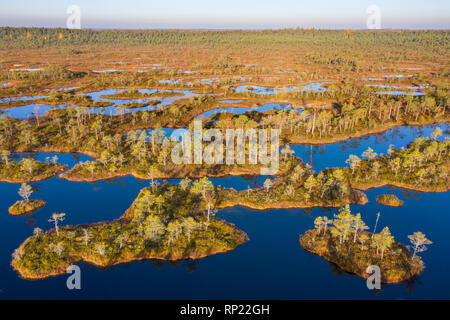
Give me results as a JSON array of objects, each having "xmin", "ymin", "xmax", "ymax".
[
  {"xmin": 291, "ymin": 123, "xmax": 449, "ymax": 171},
  {"xmin": 232, "ymin": 82, "xmax": 328, "ymax": 95}
]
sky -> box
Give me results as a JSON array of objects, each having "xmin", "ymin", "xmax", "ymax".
[{"xmin": 0, "ymin": 0, "xmax": 449, "ymax": 30}]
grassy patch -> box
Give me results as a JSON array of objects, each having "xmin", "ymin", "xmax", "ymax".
[
  {"xmin": 376, "ymin": 194, "xmax": 404, "ymax": 207},
  {"xmin": 9, "ymin": 199, "xmax": 46, "ymax": 216}
]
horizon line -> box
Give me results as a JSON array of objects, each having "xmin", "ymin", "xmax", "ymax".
[{"xmin": 1, "ymin": 26, "xmax": 449, "ymax": 32}]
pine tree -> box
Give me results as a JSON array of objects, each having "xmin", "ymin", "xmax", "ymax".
[
  {"xmin": 352, "ymin": 213, "xmax": 369, "ymax": 242},
  {"xmin": 331, "ymin": 205, "xmax": 354, "ymax": 244},
  {"xmin": 18, "ymin": 183, "xmax": 32, "ymax": 201}
]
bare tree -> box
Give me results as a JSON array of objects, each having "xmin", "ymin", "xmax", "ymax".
[
  {"xmin": 83, "ymin": 228, "xmax": 92, "ymax": 246},
  {"xmin": 49, "ymin": 213, "xmax": 66, "ymax": 236}
]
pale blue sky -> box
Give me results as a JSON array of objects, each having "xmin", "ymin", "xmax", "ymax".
[{"xmin": 0, "ymin": 0, "xmax": 449, "ymax": 29}]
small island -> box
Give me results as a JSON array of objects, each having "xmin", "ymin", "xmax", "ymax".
[
  {"xmin": 11, "ymin": 181, "xmax": 248, "ymax": 280},
  {"xmin": 58, "ymin": 135, "xmax": 299, "ymax": 182},
  {"xmin": 0, "ymin": 154, "xmax": 67, "ymax": 183},
  {"xmin": 8, "ymin": 183, "xmax": 46, "ymax": 215},
  {"xmin": 99, "ymin": 88, "xmax": 184, "ymax": 100},
  {"xmin": 218, "ymin": 165, "xmax": 368, "ymax": 210},
  {"xmin": 300, "ymin": 206, "xmax": 431, "ymax": 283},
  {"xmin": 376, "ymin": 194, "xmax": 404, "ymax": 207},
  {"xmin": 9, "ymin": 199, "xmax": 46, "ymax": 216},
  {"xmin": 347, "ymin": 137, "xmax": 450, "ymax": 192},
  {"xmin": 114, "ymin": 101, "xmax": 160, "ymax": 109}
]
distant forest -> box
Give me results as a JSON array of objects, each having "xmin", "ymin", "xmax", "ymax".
[{"xmin": 0, "ymin": 27, "xmax": 448, "ymax": 50}]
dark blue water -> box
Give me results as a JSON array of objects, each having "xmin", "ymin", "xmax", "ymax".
[
  {"xmin": 0, "ymin": 124, "xmax": 449, "ymax": 299},
  {"xmin": 292, "ymin": 123, "xmax": 449, "ymax": 172}
]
